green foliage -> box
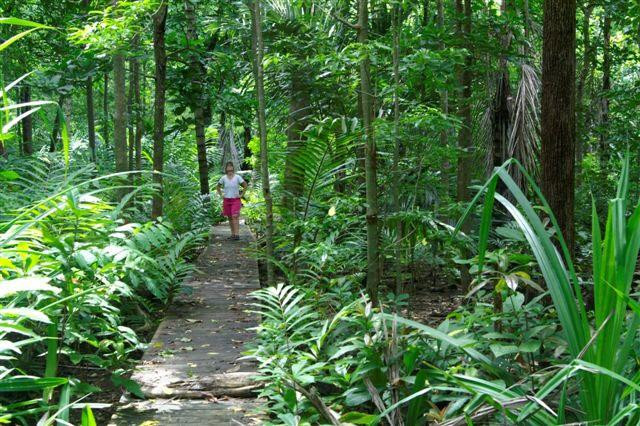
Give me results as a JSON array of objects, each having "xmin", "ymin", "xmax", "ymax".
[{"xmin": 0, "ymin": 159, "xmax": 206, "ymax": 422}]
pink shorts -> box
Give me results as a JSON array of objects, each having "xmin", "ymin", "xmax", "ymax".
[{"xmin": 222, "ymin": 198, "xmax": 242, "ymax": 217}]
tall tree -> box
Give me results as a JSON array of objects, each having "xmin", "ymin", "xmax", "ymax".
[
  {"xmin": 184, "ymin": 0, "xmax": 210, "ymax": 196},
  {"xmin": 87, "ymin": 76, "xmax": 97, "ymax": 162},
  {"xmin": 455, "ymin": 0, "xmax": 473, "ymax": 290},
  {"xmin": 250, "ymin": 0, "xmax": 275, "ymax": 285},
  {"xmin": 391, "ymin": 3, "xmax": 403, "ymax": 294},
  {"xmin": 282, "ymin": 71, "xmax": 311, "ymax": 211},
  {"xmin": 83, "ymin": 0, "xmax": 96, "ymax": 163},
  {"xmin": 103, "ymin": 72, "xmax": 109, "ymax": 147},
  {"xmin": 541, "ymin": 0, "xmax": 576, "ymax": 254},
  {"xmin": 456, "ymin": 0, "xmax": 473, "ymax": 199},
  {"xmin": 600, "ymin": 12, "xmax": 611, "ymax": 159},
  {"xmin": 151, "ymin": 2, "xmax": 168, "ymax": 220},
  {"xmin": 21, "ymin": 86, "xmax": 33, "ymax": 155},
  {"xmin": 358, "ymin": 0, "xmax": 380, "ymax": 304},
  {"xmin": 576, "ymin": 2, "xmax": 594, "ymax": 165},
  {"xmin": 113, "ymin": 53, "xmax": 129, "ymax": 200}
]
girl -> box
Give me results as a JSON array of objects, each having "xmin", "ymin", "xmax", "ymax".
[{"xmin": 217, "ymin": 162, "xmax": 248, "ymax": 240}]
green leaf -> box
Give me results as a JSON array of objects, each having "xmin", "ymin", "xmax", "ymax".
[
  {"xmin": 518, "ymin": 341, "xmax": 540, "ymax": 353},
  {"xmin": 81, "ymin": 406, "xmax": 97, "ymax": 426},
  {"xmin": 0, "ymin": 308, "xmax": 51, "ymax": 324},
  {"xmin": 0, "ymin": 277, "xmax": 60, "ymax": 298},
  {"xmin": 0, "ymin": 377, "xmax": 67, "ymax": 392},
  {"xmin": 489, "ymin": 344, "xmax": 519, "ymax": 358},
  {"xmin": 340, "ymin": 411, "xmax": 378, "ymax": 425},
  {"xmin": 0, "ymin": 170, "xmax": 19, "ymax": 181}
]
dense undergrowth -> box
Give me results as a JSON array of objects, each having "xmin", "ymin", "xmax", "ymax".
[
  {"xmin": 0, "ymin": 154, "xmax": 215, "ymax": 424},
  {"xmin": 243, "ymin": 156, "xmax": 640, "ymax": 425}
]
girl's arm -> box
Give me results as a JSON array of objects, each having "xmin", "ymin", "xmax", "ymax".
[
  {"xmin": 216, "ymin": 183, "xmax": 223, "ymax": 198},
  {"xmin": 240, "ymin": 181, "xmax": 248, "ymax": 196}
]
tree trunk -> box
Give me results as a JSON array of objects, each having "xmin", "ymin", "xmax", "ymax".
[
  {"xmin": 133, "ymin": 55, "xmax": 142, "ymax": 174},
  {"xmin": 103, "ymin": 72, "xmax": 109, "ymax": 147},
  {"xmin": 283, "ymin": 71, "xmax": 310, "ymax": 212},
  {"xmin": 250, "ymin": 0, "xmax": 275, "ymax": 286},
  {"xmin": 113, "ymin": 53, "xmax": 129, "ymax": 200},
  {"xmin": 600, "ymin": 13, "xmax": 611, "ymax": 161},
  {"xmin": 128, "ymin": 59, "xmax": 135, "ymax": 175},
  {"xmin": 242, "ymin": 125, "xmax": 252, "ymax": 169},
  {"xmin": 541, "ymin": 0, "xmax": 576, "ymax": 255},
  {"xmin": 359, "ymin": 0, "xmax": 380, "ymax": 305},
  {"xmin": 151, "ymin": 2, "xmax": 168, "ymax": 220},
  {"xmin": 437, "ymin": 0, "xmax": 448, "ymax": 148},
  {"xmin": 576, "ymin": 4, "xmax": 594, "ymax": 167},
  {"xmin": 21, "ymin": 86, "xmax": 33, "ymax": 155},
  {"xmin": 391, "ymin": 4, "xmax": 403, "ymax": 294},
  {"xmin": 455, "ymin": 0, "xmax": 473, "ymax": 291},
  {"xmin": 50, "ymin": 95, "xmax": 64, "ymax": 152},
  {"xmin": 184, "ymin": 0, "xmax": 210, "ymax": 196},
  {"xmin": 422, "ymin": 0, "xmax": 430, "ymax": 26},
  {"xmin": 87, "ymin": 76, "xmax": 97, "ymax": 162}
]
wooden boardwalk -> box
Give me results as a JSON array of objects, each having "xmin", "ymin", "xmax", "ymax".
[{"xmin": 109, "ymin": 223, "xmax": 263, "ymax": 425}]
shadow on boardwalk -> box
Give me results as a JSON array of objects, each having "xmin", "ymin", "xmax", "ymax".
[{"xmin": 109, "ymin": 223, "xmax": 263, "ymax": 425}]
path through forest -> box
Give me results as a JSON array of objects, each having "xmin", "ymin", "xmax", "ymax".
[{"xmin": 109, "ymin": 223, "xmax": 263, "ymax": 425}]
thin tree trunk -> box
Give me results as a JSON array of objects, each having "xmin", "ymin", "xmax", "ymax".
[
  {"xmin": 50, "ymin": 95, "xmax": 64, "ymax": 152},
  {"xmin": 151, "ymin": 2, "xmax": 168, "ymax": 220},
  {"xmin": 133, "ymin": 56, "xmax": 142, "ymax": 174},
  {"xmin": 541, "ymin": 0, "xmax": 576, "ymax": 255},
  {"xmin": 250, "ymin": 0, "xmax": 275, "ymax": 286},
  {"xmin": 113, "ymin": 53, "xmax": 129, "ymax": 200},
  {"xmin": 391, "ymin": 4, "xmax": 403, "ymax": 295},
  {"xmin": 455, "ymin": 0, "xmax": 473, "ymax": 291},
  {"xmin": 576, "ymin": 3, "xmax": 594, "ymax": 167},
  {"xmin": 184, "ymin": 0, "xmax": 210, "ymax": 196},
  {"xmin": 83, "ymin": 0, "xmax": 96, "ymax": 163},
  {"xmin": 422, "ymin": 0, "xmax": 430, "ymax": 26},
  {"xmin": 87, "ymin": 76, "xmax": 97, "ymax": 162},
  {"xmin": 600, "ymin": 13, "xmax": 611, "ymax": 161},
  {"xmin": 128, "ymin": 59, "xmax": 135, "ymax": 176},
  {"xmin": 283, "ymin": 71, "xmax": 310, "ymax": 211},
  {"xmin": 359, "ymin": 0, "xmax": 380, "ymax": 305},
  {"xmin": 242, "ymin": 125, "xmax": 252, "ymax": 169},
  {"xmin": 437, "ymin": 0, "xmax": 448, "ymax": 148},
  {"xmin": 21, "ymin": 86, "xmax": 33, "ymax": 155},
  {"xmin": 103, "ymin": 72, "xmax": 109, "ymax": 147}
]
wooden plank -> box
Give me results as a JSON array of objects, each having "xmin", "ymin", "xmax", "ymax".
[{"xmin": 109, "ymin": 224, "xmax": 263, "ymax": 424}]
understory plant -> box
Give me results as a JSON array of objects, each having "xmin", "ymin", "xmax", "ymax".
[
  {"xmin": 0, "ymin": 168, "xmax": 206, "ymax": 424},
  {"xmin": 452, "ymin": 156, "xmax": 640, "ymax": 424}
]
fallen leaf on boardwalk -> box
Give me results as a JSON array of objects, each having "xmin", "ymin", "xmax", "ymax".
[
  {"xmin": 201, "ymin": 344, "xmax": 210, "ymax": 348},
  {"xmin": 182, "ymin": 346, "xmax": 194, "ymax": 351},
  {"xmin": 179, "ymin": 337, "xmax": 192, "ymax": 343},
  {"xmin": 186, "ymin": 319, "xmax": 202, "ymax": 323},
  {"xmin": 207, "ymin": 352, "xmax": 220, "ymax": 356},
  {"xmin": 188, "ymin": 363, "xmax": 198, "ymax": 368},
  {"xmin": 231, "ymin": 339, "xmax": 243, "ymax": 344},
  {"xmin": 230, "ymin": 406, "xmax": 244, "ymax": 413},
  {"xmin": 152, "ymin": 342, "xmax": 163, "ymax": 349},
  {"xmin": 203, "ymin": 392, "xmax": 218, "ymax": 402},
  {"xmin": 140, "ymin": 421, "xmax": 160, "ymax": 426}
]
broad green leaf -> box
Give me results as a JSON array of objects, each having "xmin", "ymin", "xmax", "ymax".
[{"xmin": 0, "ymin": 277, "xmax": 60, "ymax": 298}]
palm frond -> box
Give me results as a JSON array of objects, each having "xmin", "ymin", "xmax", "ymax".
[{"xmin": 507, "ymin": 63, "xmax": 540, "ymax": 188}]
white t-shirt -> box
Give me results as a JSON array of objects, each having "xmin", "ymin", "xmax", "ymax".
[{"xmin": 218, "ymin": 174, "xmax": 245, "ymax": 199}]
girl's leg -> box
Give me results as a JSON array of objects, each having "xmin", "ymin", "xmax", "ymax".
[
  {"xmin": 228, "ymin": 215, "xmax": 233, "ymax": 235},
  {"xmin": 232, "ymin": 215, "xmax": 239, "ymax": 237}
]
